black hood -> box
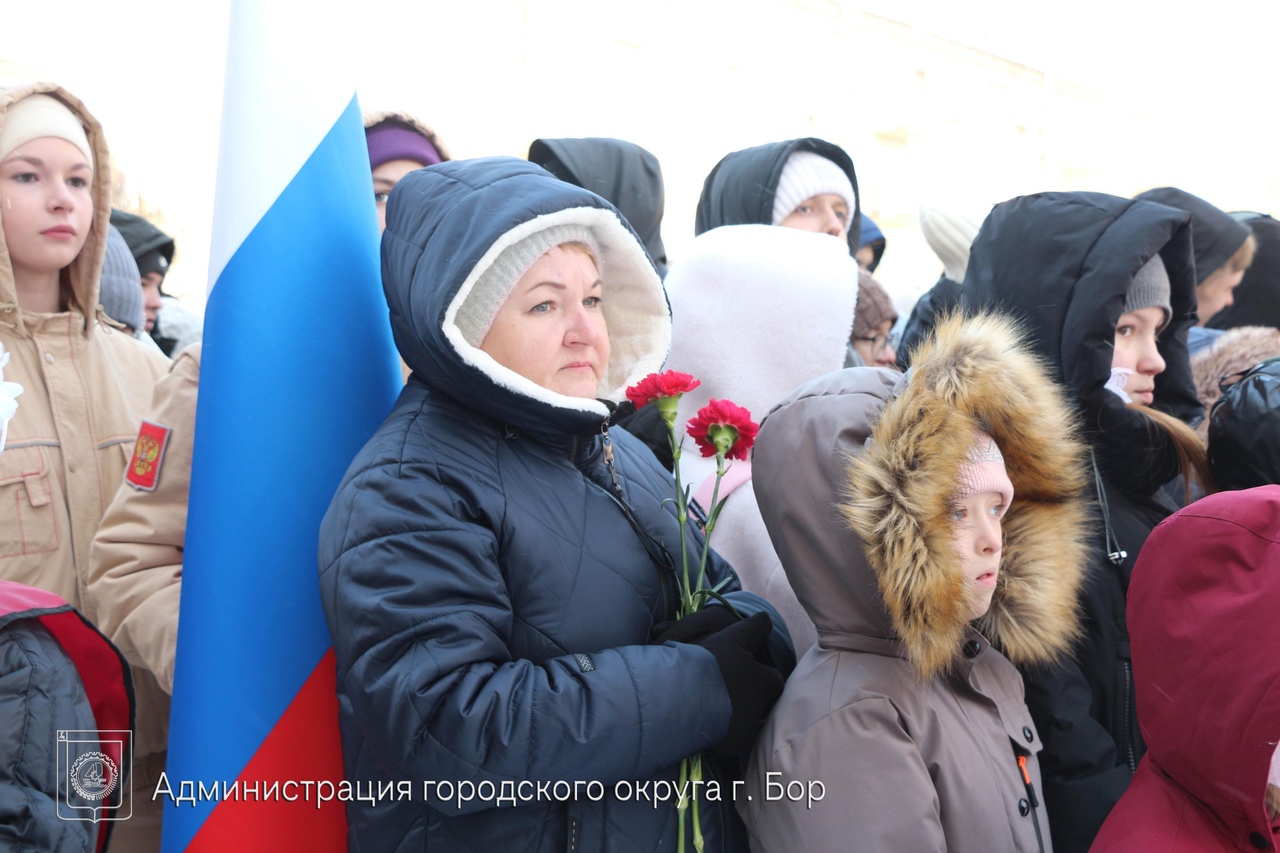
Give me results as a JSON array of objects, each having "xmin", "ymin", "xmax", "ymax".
[
  {"xmin": 382, "ymin": 157, "xmax": 671, "ymax": 441},
  {"xmin": 693, "ymin": 138, "xmax": 861, "ymax": 256},
  {"xmin": 1134, "ymin": 187, "xmax": 1250, "ymax": 285},
  {"xmin": 1208, "ymin": 212, "xmax": 1280, "ymax": 330},
  {"xmin": 962, "ymin": 191, "xmax": 1201, "ymax": 495},
  {"xmin": 109, "ymin": 209, "xmax": 175, "ymax": 267},
  {"xmin": 528, "ymin": 137, "xmax": 668, "ymax": 278}
]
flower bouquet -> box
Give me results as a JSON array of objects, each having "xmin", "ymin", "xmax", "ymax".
[{"xmin": 625, "ymin": 370, "xmax": 759, "ymax": 853}]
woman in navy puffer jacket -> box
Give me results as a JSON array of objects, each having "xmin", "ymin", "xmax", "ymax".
[{"xmin": 318, "ymin": 157, "xmax": 794, "ymax": 852}]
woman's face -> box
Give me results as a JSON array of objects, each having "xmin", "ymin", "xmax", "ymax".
[
  {"xmin": 1112, "ymin": 306, "xmax": 1167, "ymax": 406},
  {"xmin": 373, "ymin": 158, "xmax": 426, "ymax": 233},
  {"xmin": 853, "ymin": 318, "xmax": 898, "ymax": 367},
  {"xmin": 779, "ymin": 193, "xmax": 849, "ymax": 242},
  {"xmin": 480, "ymin": 245, "xmax": 610, "ymax": 398},
  {"xmin": 0, "ymin": 137, "xmax": 93, "ymax": 280}
]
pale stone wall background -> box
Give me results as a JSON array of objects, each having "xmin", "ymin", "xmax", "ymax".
[{"xmin": 4, "ymin": 0, "xmax": 1277, "ymax": 321}]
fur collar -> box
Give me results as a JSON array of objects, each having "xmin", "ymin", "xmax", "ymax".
[{"xmin": 842, "ymin": 313, "xmax": 1090, "ymax": 678}]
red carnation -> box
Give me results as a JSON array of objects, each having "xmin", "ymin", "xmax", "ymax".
[
  {"xmin": 626, "ymin": 371, "xmax": 701, "ymax": 410},
  {"xmin": 686, "ymin": 399, "xmax": 759, "ymax": 461}
]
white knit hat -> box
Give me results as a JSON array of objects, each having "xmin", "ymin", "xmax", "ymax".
[
  {"xmin": 456, "ymin": 223, "xmax": 603, "ymax": 347},
  {"xmin": 0, "ymin": 94, "xmax": 93, "ymax": 167},
  {"xmin": 919, "ymin": 203, "xmax": 984, "ymax": 283},
  {"xmin": 771, "ymin": 151, "xmax": 856, "ymax": 226}
]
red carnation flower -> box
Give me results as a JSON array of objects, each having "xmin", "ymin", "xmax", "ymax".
[
  {"xmin": 686, "ymin": 399, "xmax": 759, "ymax": 461},
  {"xmin": 626, "ymin": 371, "xmax": 701, "ymax": 410}
]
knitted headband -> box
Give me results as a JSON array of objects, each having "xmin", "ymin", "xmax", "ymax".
[
  {"xmin": 366, "ymin": 125, "xmax": 442, "ymax": 171},
  {"xmin": 0, "ymin": 94, "xmax": 93, "ymax": 167}
]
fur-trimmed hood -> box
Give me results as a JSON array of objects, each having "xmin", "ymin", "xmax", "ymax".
[
  {"xmin": 1191, "ymin": 325, "xmax": 1280, "ymax": 438},
  {"xmin": 756, "ymin": 313, "xmax": 1089, "ymax": 678}
]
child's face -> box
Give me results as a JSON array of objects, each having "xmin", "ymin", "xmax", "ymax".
[
  {"xmin": 950, "ymin": 490, "xmax": 1007, "ymax": 620},
  {"xmin": 0, "ymin": 137, "xmax": 93, "ymax": 282}
]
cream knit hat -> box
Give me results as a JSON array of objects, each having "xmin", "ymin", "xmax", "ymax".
[
  {"xmin": 771, "ymin": 151, "xmax": 856, "ymax": 226},
  {"xmin": 919, "ymin": 203, "xmax": 984, "ymax": 284},
  {"xmin": 456, "ymin": 223, "xmax": 602, "ymax": 347},
  {"xmin": 0, "ymin": 94, "xmax": 93, "ymax": 167}
]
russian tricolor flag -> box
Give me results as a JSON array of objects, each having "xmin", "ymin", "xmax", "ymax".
[{"xmin": 161, "ymin": 1, "xmax": 402, "ymax": 849}]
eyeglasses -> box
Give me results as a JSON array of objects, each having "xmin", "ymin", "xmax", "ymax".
[{"xmin": 853, "ymin": 333, "xmax": 892, "ymax": 357}]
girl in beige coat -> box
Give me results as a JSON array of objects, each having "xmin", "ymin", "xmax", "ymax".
[
  {"xmin": 740, "ymin": 313, "xmax": 1089, "ymax": 852},
  {"xmin": 0, "ymin": 83, "xmax": 167, "ymax": 610}
]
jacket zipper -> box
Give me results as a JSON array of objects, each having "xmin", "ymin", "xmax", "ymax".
[
  {"xmin": 1017, "ymin": 755, "xmax": 1045, "ymax": 853},
  {"xmin": 566, "ymin": 815, "xmax": 580, "ymax": 852},
  {"xmin": 1122, "ymin": 660, "xmax": 1136, "ymax": 772}
]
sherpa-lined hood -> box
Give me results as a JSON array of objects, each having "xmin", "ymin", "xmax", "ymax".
[
  {"xmin": 755, "ymin": 313, "xmax": 1089, "ymax": 678},
  {"xmin": 1127, "ymin": 486, "xmax": 1280, "ymax": 846},
  {"xmin": 694, "ymin": 137, "xmax": 861, "ymax": 257},
  {"xmin": 963, "ymin": 191, "xmax": 1202, "ymax": 496},
  {"xmin": 0, "ymin": 83, "xmax": 112, "ymax": 337},
  {"xmin": 664, "ymin": 224, "xmax": 857, "ymax": 490},
  {"xmin": 528, "ymin": 137, "xmax": 667, "ymax": 277},
  {"xmin": 382, "ymin": 157, "xmax": 670, "ymax": 439}
]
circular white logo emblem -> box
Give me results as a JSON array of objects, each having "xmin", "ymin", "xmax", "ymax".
[{"xmin": 69, "ymin": 752, "xmax": 119, "ymax": 801}]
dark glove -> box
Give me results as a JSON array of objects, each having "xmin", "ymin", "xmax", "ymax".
[
  {"xmin": 650, "ymin": 605, "xmax": 740, "ymax": 645},
  {"xmin": 698, "ymin": 612, "xmax": 785, "ymax": 758}
]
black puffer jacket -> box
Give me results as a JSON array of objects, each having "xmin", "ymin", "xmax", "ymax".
[
  {"xmin": 318, "ymin": 158, "xmax": 793, "ymax": 852},
  {"xmin": 896, "ymin": 275, "xmax": 962, "ymax": 369},
  {"xmin": 962, "ymin": 191, "xmax": 1201, "ymax": 853},
  {"xmin": 694, "ymin": 138, "xmax": 861, "ymax": 256},
  {"xmin": 0, "ymin": 580, "xmax": 134, "ymax": 853},
  {"xmin": 529, "ymin": 137, "xmax": 669, "ymax": 278}
]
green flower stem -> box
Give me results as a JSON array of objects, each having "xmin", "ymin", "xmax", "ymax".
[
  {"xmin": 694, "ymin": 453, "xmax": 728, "ymax": 596},
  {"xmin": 668, "ymin": 417, "xmax": 694, "ymax": 615},
  {"xmin": 691, "ymin": 754, "xmax": 705, "ymax": 853},
  {"xmin": 676, "ymin": 756, "xmax": 690, "ymax": 853}
]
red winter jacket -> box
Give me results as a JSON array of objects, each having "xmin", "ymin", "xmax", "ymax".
[{"xmin": 1091, "ymin": 487, "xmax": 1280, "ymax": 852}]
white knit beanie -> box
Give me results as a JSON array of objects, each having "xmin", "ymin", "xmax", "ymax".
[
  {"xmin": 456, "ymin": 223, "xmax": 602, "ymax": 347},
  {"xmin": 919, "ymin": 203, "xmax": 984, "ymax": 283},
  {"xmin": 0, "ymin": 94, "xmax": 93, "ymax": 167},
  {"xmin": 771, "ymin": 151, "xmax": 856, "ymax": 226}
]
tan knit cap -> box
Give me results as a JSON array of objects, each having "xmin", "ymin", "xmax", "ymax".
[{"xmin": 854, "ymin": 270, "xmax": 898, "ymax": 339}]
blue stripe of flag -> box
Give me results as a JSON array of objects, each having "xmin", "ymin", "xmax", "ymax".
[{"xmin": 164, "ymin": 94, "xmax": 401, "ymax": 850}]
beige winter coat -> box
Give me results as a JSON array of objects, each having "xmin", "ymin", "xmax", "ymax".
[
  {"xmin": 740, "ymin": 314, "xmax": 1090, "ymax": 852},
  {"xmin": 0, "ymin": 83, "xmax": 169, "ymax": 610},
  {"xmin": 86, "ymin": 343, "xmax": 198, "ymax": 851}
]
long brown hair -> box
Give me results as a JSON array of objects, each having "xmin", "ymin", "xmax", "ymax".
[{"xmin": 1133, "ymin": 404, "xmax": 1215, "ymax": 501}]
